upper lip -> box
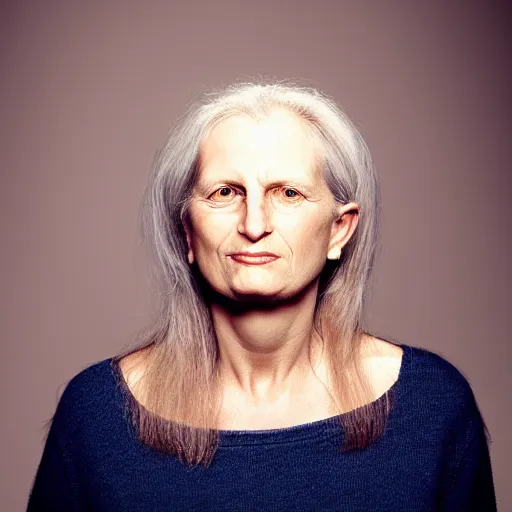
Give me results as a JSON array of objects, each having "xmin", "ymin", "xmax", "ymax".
[{"xmin": 229, "ymin": 252, "xmax": 279, "ymax": 258}]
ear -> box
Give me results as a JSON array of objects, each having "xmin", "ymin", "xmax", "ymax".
[
  {"xmin": 182, "ymin": 218, "xmax": 195, "ymax": 265},
  {"xmin": 327, "ymin": 202, "xmax": 360, "ymax": 260}
]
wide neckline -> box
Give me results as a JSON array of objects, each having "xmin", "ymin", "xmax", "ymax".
[{"xmin": 110, "ymin": 341, "xmax": 411, "ymax": 447}]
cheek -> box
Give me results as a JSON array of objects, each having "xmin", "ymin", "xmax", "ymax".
[
  {"xmin": 189, "ymin": 212, "xmax": 234, "ymax": 255},
  {"xmin": 284, "ymin": 214, "xmax": 331, "ymax": 253}
]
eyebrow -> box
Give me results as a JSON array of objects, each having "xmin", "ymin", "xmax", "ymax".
[{"xmin": 194, "ymin": 178, "xmax": 316, "ymax": 196}]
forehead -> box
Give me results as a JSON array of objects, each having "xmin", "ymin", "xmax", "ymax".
[{"xmin": 197, "ymin": 109, "xmax": 323, "ymax": 182}]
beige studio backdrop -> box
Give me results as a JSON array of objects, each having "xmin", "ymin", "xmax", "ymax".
[{"xmin": 1, "ymin": 1, "xmax": 510, "ymax": 510}]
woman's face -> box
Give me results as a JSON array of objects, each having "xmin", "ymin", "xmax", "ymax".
[{"xmin": 184, "ymin": 108, "xmax": 358, "ymax": 302}]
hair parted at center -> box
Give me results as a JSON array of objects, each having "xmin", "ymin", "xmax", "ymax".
[{"xmin": 112, "ymin": 78, "xmax": 389, "ymax": 467}]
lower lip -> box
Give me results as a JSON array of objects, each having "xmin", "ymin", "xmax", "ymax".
[{"xmin": 229, "ymin": 255, "xmax": 279, "ymax": 265}]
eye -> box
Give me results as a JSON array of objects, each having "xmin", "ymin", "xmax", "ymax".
[
  {"xmin": 280, "ymin": 188, "xmax": 302, "ymax": 200},
  {"xmin": 208, "ymin": 186, "xmax": 238, "ymax": 201}
]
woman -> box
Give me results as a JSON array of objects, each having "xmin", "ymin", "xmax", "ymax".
[{"xmin": 27, "ymin": 81, "xmax": 496, "ymax": 511}]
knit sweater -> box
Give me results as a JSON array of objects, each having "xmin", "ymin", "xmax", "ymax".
[{"xmin": 27, "ymin": 343, "xmax": 497, "ymax": 511}]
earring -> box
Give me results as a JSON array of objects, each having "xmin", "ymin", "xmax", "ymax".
[{"xmin": 327, "ymin": 248, "xmax": 341, "ymax": 260}]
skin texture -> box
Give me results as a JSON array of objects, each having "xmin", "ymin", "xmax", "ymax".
[{"xmin": 183, "ymin": 109, "xmax": 362, "ymax": 413}]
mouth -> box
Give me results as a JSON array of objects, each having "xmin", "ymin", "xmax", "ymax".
[{"xmin": 228, "ymin": 253, "xmax": 279, "ymax": 265}]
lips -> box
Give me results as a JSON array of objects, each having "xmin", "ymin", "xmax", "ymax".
[{"xmin": 228, "ymin": 252, "xmax": 279, "ymax": 265}]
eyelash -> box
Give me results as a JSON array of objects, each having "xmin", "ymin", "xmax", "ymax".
[{"xmin": 208, "ymin": 186, "xmax": 302, "ymax": 201}]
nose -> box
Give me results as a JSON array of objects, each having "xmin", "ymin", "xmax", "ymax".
[{"xmin": 237, "ymin": 193, "xmax": 273, "ymax": 241}]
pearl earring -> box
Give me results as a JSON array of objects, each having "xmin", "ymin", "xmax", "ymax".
[{"xmin": 327, "ymin": 248, "xmax": 341, "ymax": 260}]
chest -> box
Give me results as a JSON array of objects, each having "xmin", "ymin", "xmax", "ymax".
[
  {"xmin": 215, "ymin": 354, "xmax": 401, "ymax": 431},
  {"xmin": 216, "ymin": 381, "xmax": 337, "ymax": 430},
  {"xmin": 80, "ymin": 420, "xmax": 445, "ymax": 512}
]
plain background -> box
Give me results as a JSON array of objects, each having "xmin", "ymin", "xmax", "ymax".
[{"xmin": 1, "ymin": 1, "xmax": 510, "ymax": 510}]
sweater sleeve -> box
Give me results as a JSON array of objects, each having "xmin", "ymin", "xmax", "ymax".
[
  {"xmin": 437, "ymin": 393, "xmax": 497, "ymax": 511},
  {"xmin": 27, "ymin": 393, "xmax": 85, "ymax": 511}
]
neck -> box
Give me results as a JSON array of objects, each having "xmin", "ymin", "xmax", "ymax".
[{"xmin": 208, "ymin": 279, "xmax": 326, "ymax": 404}]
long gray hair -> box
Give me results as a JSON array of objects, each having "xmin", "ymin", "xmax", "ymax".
[{"xmin": 113, "ymin": 80, "xmax": 389, "ymax": 467}]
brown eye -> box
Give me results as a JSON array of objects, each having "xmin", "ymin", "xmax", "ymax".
[{"xmin": 209, "ymin": 186, "xmax": 236, "ymax": 201}]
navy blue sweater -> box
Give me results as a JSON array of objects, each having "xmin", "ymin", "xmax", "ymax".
[{"xmin": 27, "ymin": 343, "xmax": 497, "ymax": 511}]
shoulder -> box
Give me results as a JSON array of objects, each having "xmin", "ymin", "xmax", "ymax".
[
  {"xmin": 60, "ymin": 357, "xmax": 114, "ymax": 401},
  {"xmin": 401, "ymin": 342, "xmax": 486, "ymax": 433},
  {"xmin": 366, "ymin": 335, "xmax": 481, "ymax": 421},
  {"xmin": 51, "ymin": 357, "xmax": 117, "ymax": 433},
  {"xmin": 368, "ymin": 335, "xmax": 473, "ymax": 395},
  {"xmin": 361, "ymin": 335, "xmax": 404, "ymax": 394},
  {"xmin": 407, "ymin": 343, "xmax": 474, "ymax": 396}
]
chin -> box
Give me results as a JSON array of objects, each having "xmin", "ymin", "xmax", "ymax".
[
  {"xmin": 215, "ymin": 281, "xmax": 286, "ymax": 302},
  {"xmin": 229, "ymin": 283, "xmax": 308, "ymax": 303},
  {"xmin": 230, "ymin": 285, "xmax": 282, "ymax": 299},
  {"xmin": 203, "ymin": 272, "xmax": 312, "ymax": 304}
]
